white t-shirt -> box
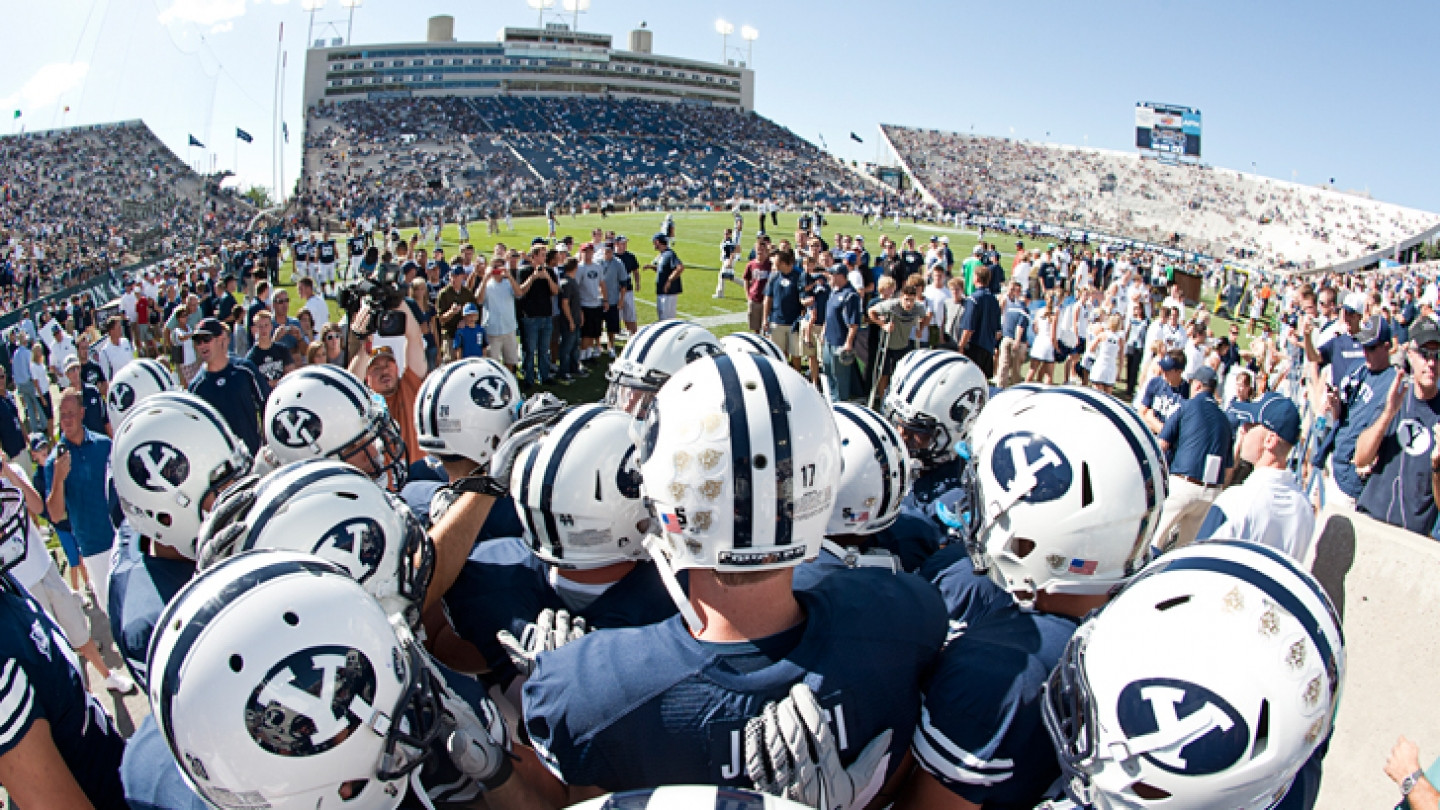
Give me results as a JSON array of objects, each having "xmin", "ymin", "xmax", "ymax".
[
  {"xmin": 96, "ymin": 337, "xmax": 135, "ymax": 380},
  {"xmin": 304, "ymin": 295, "xmax": 331, "ymax": 330},
  {"xmin": 921, "ymin": 286, "xmax": 949, "ymax": 346},
  {"xmin": 482, "ymin": 278, "xmax": 517, "ymax": 336},
  {"xmin": 5, "ymin": 470, "xmax": 50, "ymax": 590},
  {"xmin": 120, "ymin": 291, "xmax": 139, "ymax": 322}
]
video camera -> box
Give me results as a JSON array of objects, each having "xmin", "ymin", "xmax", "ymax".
[{"xmin": 337, "ymin": 262, "xmax": 408, "ymax": 338}]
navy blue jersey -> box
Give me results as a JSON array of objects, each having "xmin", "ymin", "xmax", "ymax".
[
  {"xmin": 1357, "ymin": 387, "xmax": 1440, "ymax": 533},
  {"xmin": 317, "ymin": 240, "xmax": 338, "ymax": 264},
  {"xmin": 347, "ymin": 236, "xmax": 367, "ymax": 258},
  {"xmin": 123, "ymin": 662, "xmax": 486, "ymax": 808},
  {"xmin": 902, "ymin": 456, "xmax": 968, "ymax": 530},
  {"xmin": 445, "ymin": 537, "xmax": 676, "ymax": 683},
  {"xmin": 188, "ymin": 358, "xmax": 270, "ymax": 453},
  {"xmin": 1332, "ymin": 364, "xmax": 1398, "ymax": 498},
  {"xmin": 911, "ymin": 608, "xmax": 1080, "ymax": 810},
  {"xmin": 0, "ymin": 579, "xmax": 126, "ymax": 806},
  {"xmin": 1140, "ymin": 376, "xmax": 1187, "ymax": 421},
  {"xmin": 523, "ymin": 570, "xmax": 946, "ymax": 791},
  {"xmin": 796, "ymin": 512, "xmax": 942, "ymax": 590},
  {"xmin": 919, "ymin": 542, "xmax": 1013, "ymax": 632},
  {"xmin": 107, "ymin": 526, "xmax": 195, "ymax": 690},
  {"xmin": 401, "ymin": 480, "xmax": 525, "ymax": 537}
]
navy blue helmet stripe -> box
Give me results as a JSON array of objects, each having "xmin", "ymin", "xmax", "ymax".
[
  {"xmin": 1153, "ymin": 555, "xmax": 1339, "ymax": 693},
  {"xmin": 538, "ymin": 406, "xmax": 605, "ymax": 561},
  {"xmin": 713, "ymin": 355, "xmax": 755, "ymax": 548},
  {"xmin": 241, "ymin": 464, "xmax": 366, "ymax": 551},
  {"xmin": 146, "ymin": 393, "xmax": 240, "ymax": 454},
  {"xmin": 1204, "ymin": 539, "xmax": 1344, "ymax": 645},
  {"xmin": 299, "ymin": 365, "xmax": 368, "ymax": 413},
  {"xmin": 517, "ymin": 438, "xmax": 545, "ymax": 554},
  {"xmin": 422, "ymin": 361, "xmax": 467, "ymax": 444},
  {"xmin": 136, "ymin": 359, "xmax": 171, "ymax": 392},
  {"xmin": 836, "ymin": 404, "xmax": 894, "ymax": 525},
  {"xmin": 153, "ymin": 556, "xmax": 342, "ymax": 776},
  {"xmin": 631, "ymin": 320, "xmax": 684, "ymax": 365},
  {"xmin": 903, "ymin": 354, "xmax": 964, "ymax": 406},
  {"xmin": 754, "ymin": 357, "xmax": 794, "ymax": 548}
]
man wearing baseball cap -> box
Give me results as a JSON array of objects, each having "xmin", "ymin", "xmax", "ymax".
[
  {"xmin": 1320, "ymin": 314, "xmax": 1398, "ymax": 510},
  {"xmin": 187, "ymin": 317, "xmax": 270, "ymax": 454},
  {"xmin": 1197, "ymin": 392, "xmax": 1313, "ymax": 560},
  {"xmin": 646, "ymin": 233, "xmax": 684, "ymax": 321},
  {"xmin": 1154, "ymin": 365, "xmax": 1233, "ymax": 552},
  {"xmin": 1354, "ymin": 316, "xmax": 1440, "ymax": 534}
]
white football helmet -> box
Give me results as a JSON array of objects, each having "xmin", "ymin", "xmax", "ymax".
[
  {"xmin": 0, "ymin": 485, "xmax": 31, "ymax": 575},
  {"xmin": 640, "ymin": 354, "xmax": 840, "ymax": 581},
  {"xmin": 413, "ymin": 357, "xmax": 520, "ymax": 466},
  {"xmin": 606, "ymin": 320, "xmax": 723, "ymax": 418},
  {"xmin": 882, "ymin": 349, "xmax": 989, "ymax": 465},
  {"xmin": 148, "ymin": 549, "xmax": 445, "ymax": 810},
  {"xmin": 828, "ymin": 402, "xmax": 912, "ymax": 536},
  {"xmin": 509, "ymin": 404, "xmax": 649, "ymax": 570},
  {"xmin": 722, "ymin": 331, "xmax": 788, "ymax": 364},
  {"xmin": 110, "ymin": 392, "xmax": 252, "ymax": 557},
  {"xmin": 106, "ymin": 357, "xmax": 179, "ymax": 428},
  {"xmin": 264, "ymin": 365, "xmax": 408, "ymax": 490},
  {"xmin": 972, "ymin": 385, "xmax": 1167, "ymax": 608},
  {"xmin": 1044, "ymin": 540, "xmax": 1345, "ymax": 810},
  {"xmin": 196, "ymin": 460, "xmax": 433, "ymax": 629},
  {"xmin": 571, "ymin": 787, "xmax": 812, "ymax": 809}
]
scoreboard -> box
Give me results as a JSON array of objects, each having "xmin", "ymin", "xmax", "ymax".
[{"xmin": 1135, "ymin": 103, "xmax": 1201, "ymax": 159}]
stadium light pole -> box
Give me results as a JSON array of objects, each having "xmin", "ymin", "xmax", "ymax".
[
  {"xmin": 301, "ymin": 0, "xmax": 325, "ymax": 49},
  {"xmin": 715, "ymin": 19, "xmax": 734, "ymax": 64},
  {"xmin": 562, "ymin": 0, "xmax": 590, "ymax": 32},
  {"xmin": 339, "ymin": 0, "xmax": 361, "ymax": 45},
  {"xmin": 741, "ymin": 25, "xmax": 758, "ymax": 66},
  {"xmin": 526, "ymin": 0, "xmax": 555, "ymax": 29}
]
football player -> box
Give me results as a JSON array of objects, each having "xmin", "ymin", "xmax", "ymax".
[
  {"xmin": 605, "ymin": 320, "xmax": 723, "ymax": 419},
  {"xmin": 897, "ymin": 385, "xmax": 1167, "ymax": 810},
  {"xmin": 522, "ymin": 354, "xmax": 947, "ymax": 805},
  {"xmin": 261, "ymin": 364, "xmax": 409, "ymax": 491},
  {"xmin": 104, "ymin": 356, "xmax": 179, "ymax": 428},
  {"xmin": 316, "ymin": 230, "xmax": 338, "ymax": 297},
  {"xmin": 0, "ymin": 483, "xmax": 127, "ymax": 806},
  {"xmin": 132, "ymin": 550, "xmax": 544, "ymax": 809},
  {"xmin": 882, "ymin": 349, "xmax": 989, "ymax": 530},
  {"xmin": 1043, "ymin": 540, "xmax": 1344, "ymax": 810},
  {"xmin": 107, "ymin": 392, "xmax": 253, "ymax": 689}
]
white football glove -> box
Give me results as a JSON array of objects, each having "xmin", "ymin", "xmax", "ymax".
[
  {"xmin": 495, "ymin": 608, "xmax": 589, "ymax": 676},
  {"xmin": 423, "ymin": 656, "xmax": 513, "ymax": 789},
  {"xmin": 744, "ymin": 683, "xmax": 893, "ymax": 810}
]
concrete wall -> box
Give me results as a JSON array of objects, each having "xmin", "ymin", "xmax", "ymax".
[{"xmin": 1308, "ymin": 507, "xmax": 1440, "ymax": 808}]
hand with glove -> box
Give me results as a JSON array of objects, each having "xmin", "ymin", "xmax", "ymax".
[
  {"xmin": 744, "ymin": 683, "xmax": 893, "ymax": 810},
  {"xmin": 194, "ymin": 474, "xmax": 262, "ymax": 571},
  {"xmin": 496, "ymin": 608, "xmax": 589, "ymax": 676},
  {"xmin": 422, "ymin": 656, "xmax": 514, "ymax": 790}
]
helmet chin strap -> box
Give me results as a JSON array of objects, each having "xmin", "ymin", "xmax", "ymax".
[{"xmin": 643, "ymin": 535, "xmax": 704, "ymax": 635}]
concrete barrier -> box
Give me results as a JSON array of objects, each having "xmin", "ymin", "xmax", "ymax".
[{"xmin": 1309, "ymin": 507, "xmax": 1440, "ymax": 809}]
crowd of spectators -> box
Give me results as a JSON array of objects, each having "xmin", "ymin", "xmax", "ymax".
[
  {"xmin": 884, "ymin": 125, "xmax": 1440, "ymax": 273},
  {"xmin": 299, "ymin": 96, "xmax": 904, "ymax": 227}
]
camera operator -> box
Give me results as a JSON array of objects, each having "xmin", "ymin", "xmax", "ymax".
[{"xmin": 346, "ymin": 297, "xmax": 428, "ymax": 467}]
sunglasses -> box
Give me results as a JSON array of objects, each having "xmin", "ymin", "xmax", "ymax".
[
  {"xmin": 192, "ymin": 335, "xmax": 216, "ymax": 345},
  {"xmin": 1411, "ymin": 345, "xmax": 1440, "ymax": 363}
]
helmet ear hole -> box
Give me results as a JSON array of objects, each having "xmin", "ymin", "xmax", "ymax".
[
  {"xmin": 1131, "ymin": 782, "xmax": 1171, "ymax": 800},
  {"xmin": 1080, "ymin": 462, "xmax": 1094, "ymax": 508},
  {"xmin": 1252, "ymin": 699, "xmax": 1271, "ymax": 758},
  {"xmin": 1014, "ymin": 537, "xmax": 1036, "ymax": 558}
]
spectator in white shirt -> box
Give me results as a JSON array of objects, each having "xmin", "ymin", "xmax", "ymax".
[{"xmin": 95, "ymin": 315, "xmax": 135, "ymax": 381}]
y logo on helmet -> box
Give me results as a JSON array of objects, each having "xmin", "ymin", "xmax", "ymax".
[
  {"xmin": 470, "ymin": 376, "xmax": 513, "ymax": 410},
  {"xmin": 617, "ymin": 445, "xmax": 643, "ymax": 499},
  {"xmin": 109, "ymin": 382, "xmax": 135, "ymax": 414},
  {"xmin": 1116, "ymin": 678, "xmax": 1249, "ymax": 775},
  {"xmin": 247, "ymin": 646, "xmax": 377, "ymax": 756},
  {"xmin": 949, "ymin": 388, "xmax": 985, "ymax": 430},
  {"xmin": 271, "ymin": 407, "xmax": 323, "ymax": 448},
  {"xmin": 684, "ymin": 342, "xmax": 723, "ymax": 364},
  {"xmin": 313, "ymin": 519, "xmax": 384, "ymax": 583},
  {"xmin": 990, "ymin": 432, "xmax": 1071, "ymax": 503},
  {"xmin": 127, "ymin": 442, "xmax": 190, "ymax": 493}
]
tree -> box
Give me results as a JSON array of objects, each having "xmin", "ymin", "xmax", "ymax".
[{"xmin": 242, "ymin": 185, "xmax": 274, "ymax": 209}]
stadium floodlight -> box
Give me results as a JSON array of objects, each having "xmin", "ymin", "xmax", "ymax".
[
  {"xmin": 302, "ymin": 0, "xmax": 326, "ymax": 52},
  {"xmin": 740, "ymin": 25, "xmax": 758, "ymax": 65},
  {"xmin": 562, "ymin": 0, "xmax": 590, "ymax": 31},
  {"xmin": 338, "ymin": 0, "xmax": 361, "ymax": 46},
  {"xmin": 715, "ymin": 19, "xmax": 734, "ymax": 63},
  {"xmin": 526, "ymin": 0, "xmax": 556, "ymax": 27}
]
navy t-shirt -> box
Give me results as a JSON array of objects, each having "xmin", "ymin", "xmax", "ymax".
[
  {"xmin": 188, "ymin": 358, "xmax": 270, "ymax": 452},
  {"xmin": 654, "ymin": 249, "xmax": 683, "ymax": 296},
  {"xmin": 1140, "ymin": 376, "xmax": 1187, "ymax": 422},
  {"xmin": 1357, "ymin": 387, "xmax": 1440, "ymax": 533},
  {"xmin": 1318, "ymin": 333, "xmax": 1365, "ymax": 387},
  {"xmin": 1332, "ymin": 364, "xmax": 1398, "ymax": 498},
  {"xmin": 524, "ymin": 570, "xmax": 946, "ymax": 791},
  {"xmin": 246, "ymin": 343, "xmax": 292, "ymax": 385},
  {"xmin": 919, "ymin": 542, "xmax": 1013, "ymax": 632},
  {"xmin": 1158, "ymin": 393, "xmax": 1234, "ymax": 483},
  {"xmin": 765, "ymin": 270, "xmax": 805, "ymax": 326},
  {"xmin": 107, "ymin": 525, "xmax": 195, "ymax": 690}
]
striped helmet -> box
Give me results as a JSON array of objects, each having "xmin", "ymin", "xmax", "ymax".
[
  {"xmin": 882, "ymin": 349, "xmax": 989, "ymax": 465},
  {"xmin": 639, "ymin": 354, "xmax": 840, "ymax": 573},
  {"xmin": 413, "ymin": 357, "xmax": 519, "ymax": 466},
  {"xmin": 721, "ymin": 331, "xmax": 787, "ymax": 364},
  {"xmin": 196, "ymin": 459, "xmax": 432, "ymax": 629},
  {"xmin": 828, "ymin": 402, "xmax": 913, "ymax": 536},
  {"xmin": 605, "ymin": 320, "xmax": 722, "ymax": 418},
  {"xmin": 110, "ymin": 392, "xmax": 251, "ymax": 558},
  {"xmin": 509, "ymin": 404, "xmax": 649, "ymax": 569},
  {"xmin": 106, "ymin": 357, "xmax": 179, "ymax": 429},
  {"xmin": 264, "ymin": 365, "xmax": 407, "ymax": 490}
]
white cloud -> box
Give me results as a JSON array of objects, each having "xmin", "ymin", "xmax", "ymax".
[
  {"xmin": 157, "ymin": 0, "xmax": 247, "ymax": 27},
  {"xmin": 0, "ymin": 62, "xmax": 90, "ymax": 113}
]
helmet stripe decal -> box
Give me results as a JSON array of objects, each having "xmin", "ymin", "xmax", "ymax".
[
  {"xmin": 902, "ymin": 354, "xmax": 964, "ymax": 406},
  {"xmin": 836, "ymin": 404, "xmax": 894, "ymax": 525},
  {"xmin": 136, "ymin": 359, "xmax": 170, "ymax": 392},
  {"xmin": 154, "ymin": 556, "xmax": 342, "ymax": 777},
  {"xmin": 517, "ymin": 436, "xmax": 545, "ymax": 556},
  {"xmin": 146, "ymin": 393, "xmax": 241, "ymax": 455},
  {"xmin": 754, "ymin": 357, "xmax": 794, "ymax": 548},
  {"xmin": 240, "ymin": 465, "xmax": 366, "ymax": 553},
  {"xmin": 538, "ymin": 406, "xmax": 606, "ymax": 561},
  {"xmin": 1149, "ymin": 555, "xmax": 1340, "ymax": 696},
  {"xmin": 301, "ymin": 365, "xmax": 368, "ymax": 414},
  {"xmin": 631, "ymin": 319, "xmax": 685, "ymax": 365},
  {"xmin": 713, "ymin": 355, "xmax": 755, "ymax": 548},
  {"xmin": 1204, "ymin": 539, "xmax": 1344, "ymax": 645},
  {"xmin": 423, "ymin": 361, "xmax": 467, "ymax": 443}
]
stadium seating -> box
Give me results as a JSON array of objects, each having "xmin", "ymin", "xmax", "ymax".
[
  {"xmin": 301, "ymin": 96, "xmax": 898, "ymax": 223},
  {"xmin": 883, "ymin": 125, "xmax": 1440, "ymax": 272}
]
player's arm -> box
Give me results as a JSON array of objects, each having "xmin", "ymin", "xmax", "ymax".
[
  {"xmin": 0, "ymin": 718, "xmax": 95, "ymax": 810},
  {"xmin": 425, "ymin": 492, "xmax": 495, "ymax": 612},
  {"xmin": 895, "ymin": 768, "xmax": 980, "ymax": 810},
  {"xmin": 1156, "ymin": 407, "xmax": 1181, "ymax": 454}
]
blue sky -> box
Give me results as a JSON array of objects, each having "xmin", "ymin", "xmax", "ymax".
[{"xmin": 6, "ymin": 0, "xmax": 1439, "ymax": 212}]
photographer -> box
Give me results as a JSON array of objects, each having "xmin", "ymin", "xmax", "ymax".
[{"xmin": 346, "ymin": 297, "xmax": 428, "ymax": 466}]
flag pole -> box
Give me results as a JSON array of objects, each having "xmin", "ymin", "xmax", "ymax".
[
  {"xmin": 272, "ymin": 22, "xmax": 283, "ymax": 204},
  {"xmin": 279, "ymin": 49, "xmax": 287, "ymax": 204}
]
